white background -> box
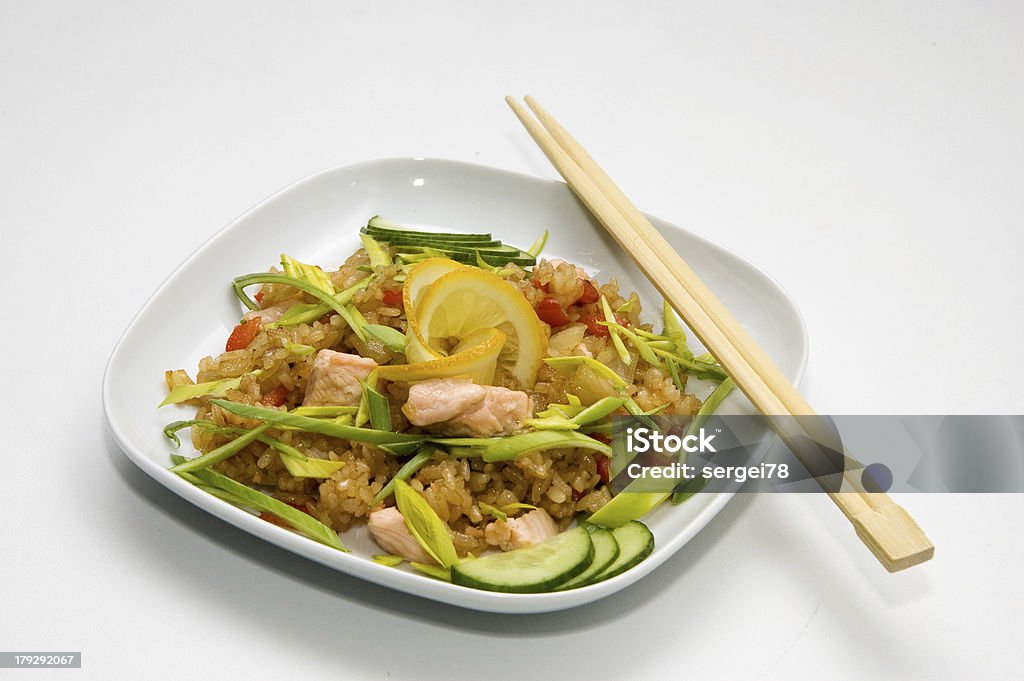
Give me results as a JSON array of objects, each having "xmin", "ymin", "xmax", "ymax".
[{"xmin": 2, "ymin": 1, "xmax": 1022, "ymax": 679}]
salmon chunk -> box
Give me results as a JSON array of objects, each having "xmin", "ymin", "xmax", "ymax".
[
  {"xmin": 402, "ymin": 378, "xmax": 533, "ymax": 437},
  {"xmin": 367, "ymin": 507, "xmax": 433, "ymax": 564},
  {"xmin": 506, "ymin": 508, "xmax": 559, "ymax": 549},
  {"xmin": 302, "ymin": 350, "xmax": 377, "ymax": 407}
]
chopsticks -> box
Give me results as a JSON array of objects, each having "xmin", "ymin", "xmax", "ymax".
[{"xmin": 506, "ymin": 96, "xmax": 934, "ymax": 572}]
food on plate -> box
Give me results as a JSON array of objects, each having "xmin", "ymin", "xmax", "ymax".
[{"xmin": 159, "ymin": 217, "xmax": 732, "ymax": 591}]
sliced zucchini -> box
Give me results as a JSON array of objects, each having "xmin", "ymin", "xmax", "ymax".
[
  {"xmin": 555, "ymin": 525, "xmax": 620, "ymax": 590},
  {"xmin": 586, "ymin": 521, "xmax": 654, "ymax": 584},
  {"xmin": 451, "ymin": 526, "xmax": 594, "ymax": 593}
]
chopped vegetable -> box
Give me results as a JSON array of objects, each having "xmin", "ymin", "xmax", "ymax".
[
  {"xmin": 364, "ymin": 380, "xmax": 392, "ymax": 431},
  {"xmin": 259, "ymin": 384, "xmax": 290, "ymax": 407},
  {"xmin": 380, "ymin": 289, "xmax": 403, "ymax": 308},
  {"xmin": 281, "ymin": 254, "xmax": 335, "ymax": 294},
  {"xmin": 372, "ymin": 554, "xmax": 404, "ymax": 567},
  {"xmin": 284, "ymin": 341, "xmax": 316, "ymax": 357},
  {"xmin": 652, "ymin": 348, "xmax": 728, "ymax": 382},
  {"xmin": 578, "ymin": 312, "xmax": 609, "ymax": 337},
  {"xmin": 598, "ymin": 320, "xmax": 662, "ymax": 368},
  {"xmin": 577, "ymin": 279, "xmax": 600, "ymax": 305},
  {"xmin": 359, "ymin": 234, "xmax": 392, "ymax": 268},
  {"xmin": 479, "ymin": 502, "xmax": 508, "ymax": 522},
  {"xmin": 290, "ymin": 405, "xmax": 358, "ymax": 418},
  {"xmin": 600, "ymin": 295, "xmax": 632, "ymax": 364},
  {"xmin": 210, "ymin": 399, "xmax": 426, "ymax": 451},
  {"xmin": 672, "ymin": 378, "xmax": 736, "ymax": 504},
  {"xmin": 158, "ymin": 371, "xmax": 261, "ymax": 407},
  {"xmin": 170, "ymin": 454, "xmax": 346, "ymax": 551},
  {"xmin": 438, "ymin": 429, "xmax": 612, "ymax": 462},
  {"xmin": 393, "ymin": 479, "xmax": 459, "ymax": 568},
  {"xmin": 544, "ymin": 356, "xmax": 628, "ymax": 389},
  {"xmin": 225, "ymin": 318, "xmax": 261, "ymax": 352},
  {"xmin": 526, "ymin": 230, "xmax": 549, "ymax": 258},
  {"xmin": 535, "ymin": 297, "xmax": 570, "ymax": 327},
  {"xmin": 662, "ymin": 300, "xmax": 691, "ymax": 359},
  {"xmin": 270, "ymin": 277, "xmax": 371, "ymax": 328},
  {"xmin": 371, "ymin": 447, "xmax": 437, "ymax": 505},
  {"xmin": 362, "ymin": 324, "xmax": 407, "ymax": 353},
  {"xmin": 410, "ymin": 562, "xmax": 452, "ymax": 581},
  {"xmin": 169, "ymin": 423, "xmax": 272, "ymax": 473}
]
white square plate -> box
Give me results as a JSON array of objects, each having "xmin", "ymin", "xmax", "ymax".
[{"xmin": 102, "ymin": 158, "xmax": 807, "ymax": 613}]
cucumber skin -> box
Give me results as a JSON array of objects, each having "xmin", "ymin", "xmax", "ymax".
[
  {"xmin": 555, "ymin": 526, "xmax": 621, "ymax": 591},
  {"xmin": 451, "ymin": 527, "xmax": 595, "ymax": 593},
  {"xmin": 366, "ymin": 216, "xmax": 492, "ymax": 240},
  {"xmin": 585, "ymin": 521, "xmax": 654, "ymax": 585}
]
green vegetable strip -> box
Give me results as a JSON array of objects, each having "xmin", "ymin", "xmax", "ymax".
[
  {"xmin": 478, "ymin": 502, "xmax": 507, "ymax": 521},
  {"xmin": 163, "ymin": 419, "xmax": 213, "ymax": 447},
  {"xmin": 355, "ymin": 368, "xmax": 378, "ymax": 428},
  {"xmin": 290, "ymin": 405, "xmax": 358, "ymax": 418},
  {"xmin": 600, "ymin": 295, "xmax": 632, "ymax": 365},
  {"xmin": 159, "ymin": 372, "xmax": 262, "ymax": 408},
  {"xmin": 662, "ymin": 300, "xmax": 692, "ymax": 358},
  {"xmin": 526, "ymin": 229, "xmax": 549, "ymax": 257},
  {"xmin": 438, "ymin": 430, "xmax": 612, "ymax": 462},
  {"xmin": 372, "ymin": 554, "xmax": 404, "ymax": 567},
  {"xmin": 672, "ymin": 378, "xmax": 736, "ymax": 504},
  {"xmin": 393, "ymin": 479, "xmax": 459, "ymax": 568},
  {"xmin": 164, "ymin": 419, "xmax": 314, "ymax": 464},
  {"xmin": 342, "ymin": 303, "xmax": 368, "ymax": 341},
  {"xmin": 652, "ymin": 348, "xmax": 728, "ymax": 382},
  {"xmin": 210, "ymin": 399, "xmax": 425, "ymax": 446},
  {"xmin": 233, "ymin": 273, "xmax": 369, "ymax": 327},
  {"xmin": 597, "ymin": 321, "xmax": 662, "ymax": 368},
  {"xmin": 359, "ymin": 234, "xmax": 392, "ymax": 268},
  {"xmin": 365, "ymin": 384, "xmax": 392, "ymax": 432},
  {"xmin": 664, "ymin": 354, "xmax": 686, "ymax": 393},
  {"xmin": 169, "ymin": 453, "xmax": 343, "ymax": 548},
  {"xmin": 170, "ymin": 423, "xmax": 272, "ymax": 473},
  {"xmin": 362, "ymin": 324, "xmax": 407, "ymax": 353},
  {"xmin": 190, "ymin": 467, "xmax": 346, "ymax": 551},
  {"xmin": 281, "ymin": 254, "xmax": 335, "ymax": 294},
  {"xmin": 571, "ymin": 396, "xmax": 627, "ymax": 425},
  {"xmin": 544, "ymin": 356, "xmax": 628, "ymax": 389},
  {"xmin": 270, "ymin": 275, "xmax": 370, "ymax": 327},
  {"xmin": 371, "ymin": 447, "xmax": 437, "ymax": 505},
  {"xmin": 409, "ymin": 562, "xmax": 452, "ymax": 581}
]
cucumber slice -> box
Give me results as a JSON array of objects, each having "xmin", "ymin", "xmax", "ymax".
[
  {"xmin": 396, "ymin": 247, "xmax": 536, "ymax": 267},
  {"xmin": 586, "ymin": 521, "xmax": 654, "ymax": 584},
  {"xmin": 555, "ymin": 526, "xmax": 620, "ymax": 590},
  {"xmin": 367, "ymin": 216, "xmax": 491, "ymax": 241},
  {"xmin": 363, "ymin": 229, "xmax": 501, "ymax": 248},
  {"xmin": 451, "ymin": 526, "xmax": 594, "ymax": 593},
  {"xmin": 368, "ymin": 235, "xmax": 523, "ymax": 257}
]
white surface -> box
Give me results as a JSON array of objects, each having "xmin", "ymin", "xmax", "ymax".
[
  {"xmin": 102, "ymin": 157, "xmax": 808, "ymax": 613},
  {"xmin": 1, "ymin": 0, "xmax": 1022, "ymax": 678}
]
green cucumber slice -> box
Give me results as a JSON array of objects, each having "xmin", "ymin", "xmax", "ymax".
[
  {"xmin": 363, "ymin": 229, "xmax": 500, "ymax": 248},
  {"xmin": 396, "ymin": 248, "xmax": 537, "ymax": 267},
  {"xmin": 451, "ymin": 526, "xmax": 594, "ymax": 593},
  {"xmin": 586, "ymin": 521, "xmax": 654, "ymax": 584},
  {"xmin": 367, "ymin": 216, "xmax": 491, "ymax": 240},
  {"xmin": 555, "ymin": 526, "xmax": 620, "ymax": 590}
]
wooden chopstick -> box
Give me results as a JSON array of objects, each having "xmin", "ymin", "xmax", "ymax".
[{"xmin": 506, "ymin": 96, "xmax": 934, "ymax": 572}]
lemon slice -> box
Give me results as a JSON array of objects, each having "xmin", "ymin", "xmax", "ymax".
[
  {"xmin": 402, "ymin": 258, "xmax": 467, "ymax": 363},
  {"xmin": 414, "ymin": 268, "xmax": 547, "ymax": 387},
  {"xmin": 377, "ymin": 328, "xmax": 506, "ymax": 384}
]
